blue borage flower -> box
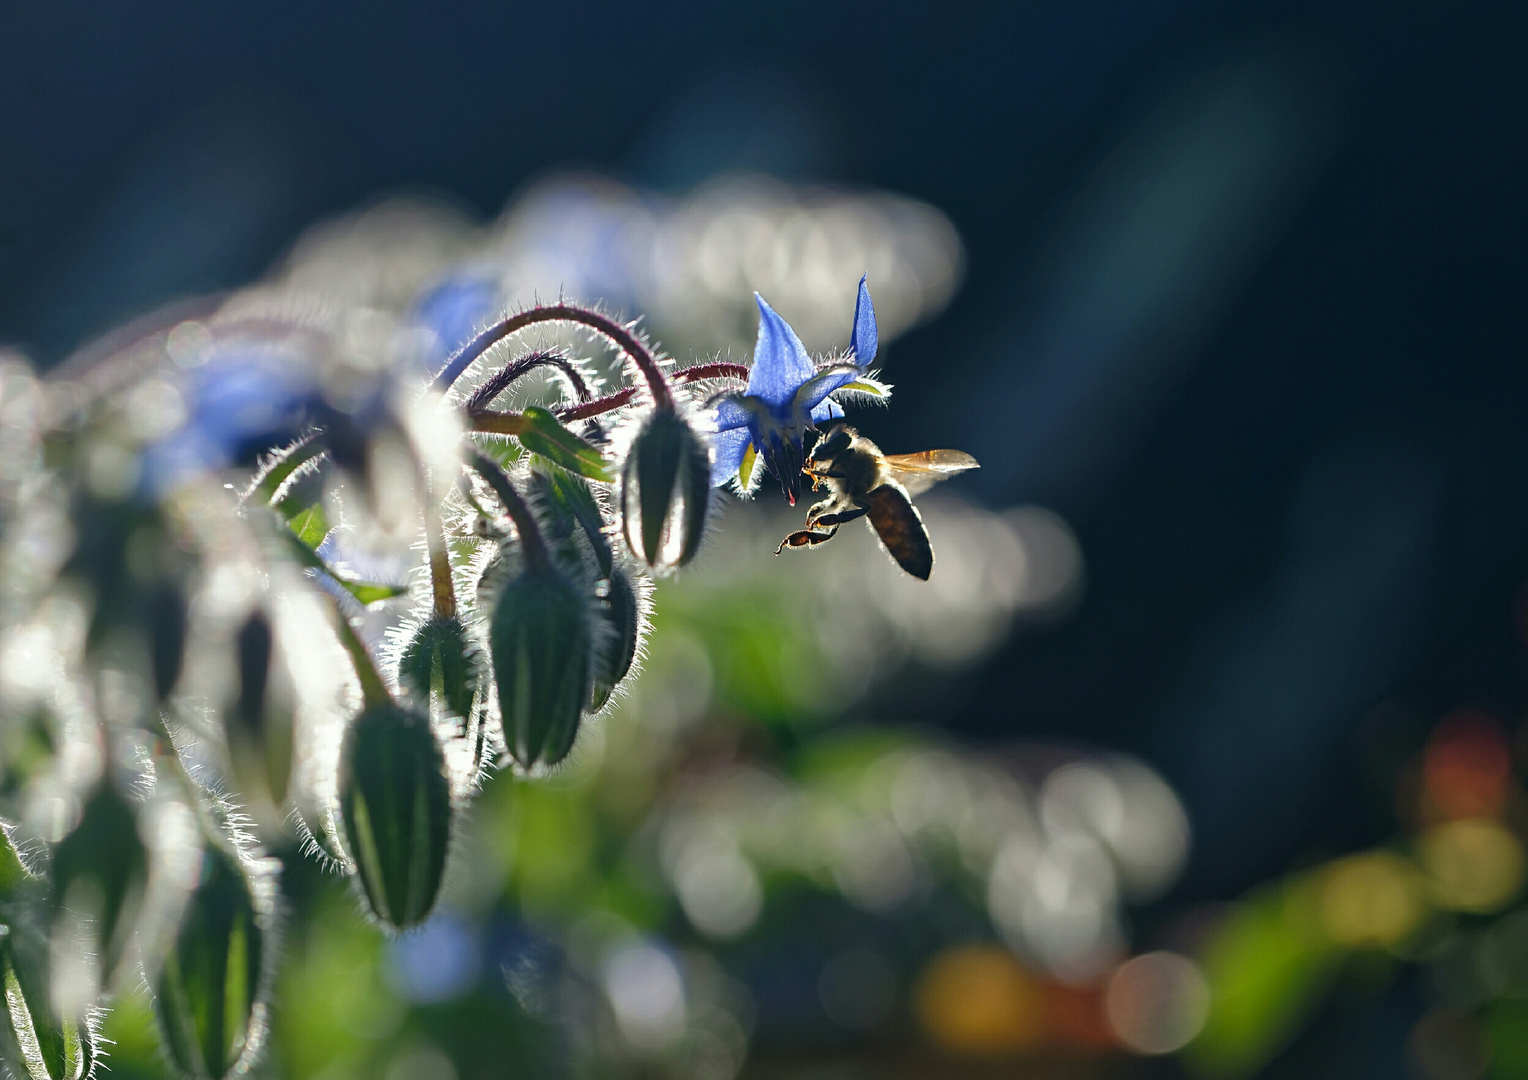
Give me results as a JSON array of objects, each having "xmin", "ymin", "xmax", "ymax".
[{"xmin": 710, "ymin": 276, "xmax": 890, "ymax": 503}]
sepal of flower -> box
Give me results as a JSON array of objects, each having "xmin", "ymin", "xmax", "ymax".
[
  {"xmin": 621, "ymin": 410, "xmax": 711, "ymax": 573},
  {"xmin": 152, "ymin": 840, "xmax": 273, "ymax": 1078},
  {"xmin": 710, "ymin": 275, "xmax": 887, "ymax": 503},
  {"xmin": 490, "ymin": 565, "xmax": 594, "ymax": 768},
  {"xmin": 338, "ymin": 703, "xmax": 453, "ymax": 930},
  {"xmin": 0, "ymin": 913, "xmax": 101, "ymax": 1080}
]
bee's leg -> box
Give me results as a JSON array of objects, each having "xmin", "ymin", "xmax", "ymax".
[
  {"xmin": 802, "ymin": 496, "xmax": 839, "ymax": 530},
  {"xmin": 775, "ymin": 525, "xmax": 839, "ymax": 555},
  {"xmin": 810, "ymin": 505, "xmax": 868, "ymax": 529}
]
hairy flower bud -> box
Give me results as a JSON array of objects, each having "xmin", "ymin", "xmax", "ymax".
[
  {"xmin": 0, "ymin": 929, "xmax": 99, "ymax": 1080},
  {"xmin": 338, "ymin": 704, "xmax": 452, "ymax": 929},
  {"xmin": 589, "ymin": 566, "xmax": 642, "ymax": 712},
  {"xmin": 226, "ymin": 611, "xmax": 294, "ymax": 808},
  {"xmin": 398, "ymin": 615, "xmax": 482, "ymax": 725},
  {"xmin": 490, "ymin": 568, "xmax": 592, "ymax": 767},
  {"xmin": 49, "ymin": 782, "xmax": 146, "ymax": 991},
  {"xmin": 152, "ymin": 844, "xmax": 269, "ymax": 1080},
  {"xmin": 620, "ymin": 411, "xmax": 710, "ymax": 572}
]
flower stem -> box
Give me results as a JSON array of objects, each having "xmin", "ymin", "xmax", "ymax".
[
  {"xmin": 672, "ymin": 362, "xmax": 751, "ymax": 383},
  {"xmin": 465, "ymin": 450, "xmax": 551, "ymax": 572},
  {"xmin": 436, "ymin": 304, "xmax": 673, "ymax": 411},
  {"xmin": 469, "ymin": 362, "xmax": 752, "ymax": 428},
  {"xmin": 330, "ymin": 605, "xmax": 392, "ymax": 710},
  {"xmin": 467, "ymin": 410, "xmax": 531, "ymax": 435},
  {"xmin": 465, "ymin": 349, "xmax": 592, "ymax": 414},
  {"xmin": 423, "ymin": 475, "xmax": 457, "ymax": 619}
]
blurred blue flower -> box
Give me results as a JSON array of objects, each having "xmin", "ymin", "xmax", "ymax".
[
  {"xmin": 386, "ymin": 910, "xmax": 482, "ymax": 1004},
  {"xmin": 412, "ymin": 274, "xmax": 501, "ymax": 374},
  {"xmin": 710, "ymin": 276, "xmax": 883, "ymax": 503},
  {"xmin": 139, "ymin": 343, "xmax": 322, "ymax": 497},
  {"xmin": 138, "ymin": 338, "xmax": 392, "ymax": 499}
]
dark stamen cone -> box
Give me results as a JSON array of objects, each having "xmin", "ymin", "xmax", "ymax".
[
  {"xmin": 490, "ymin": 568, "xmax": 592, "ymax": 767},
  {"xmin": 338, "ymin": 704, "xmax": 452, "ymax": 930}
]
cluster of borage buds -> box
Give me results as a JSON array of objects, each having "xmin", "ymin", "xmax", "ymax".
[
  {"xmin": 0, "ymin": 277, "xmax": 887, "ymax": 1080},
  {"xmin": 298, "ymin": 279, "xmax": 888, "ymax": 939}
]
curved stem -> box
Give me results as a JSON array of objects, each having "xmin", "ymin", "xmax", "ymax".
[
  {"xmin": 435, "ymin": 304, "xmax": 673, "ymax": 411},
  {"xmin": 554, "ymin": 388, "xmax": 638, "ymax": 423},
  {"xmin": 469, "ymin": 410, "xmax": 531, "ymax": 435},
  {"xmin": 465, "ymin": 349, "xmax": 592, "ymax": 414},
  {"xmin": 672, "ymin": 361, "xmax": 751, "ymax": 384},
  {"xmin": 472, "ymin": 362, "xmax": 752, "ymax": 428},
  {"xmin": 465, "ymin": 450, "xmax": 551, "ymax": 572}
]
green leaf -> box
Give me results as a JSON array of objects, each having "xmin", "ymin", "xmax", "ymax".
[
  {"xmin": 341, "ymin": 581, "xmax": 409, "ymax": 605},
  {"xmin": 247, "ymin": 434, "xmax": 325, "ymax": 506},
  {"xmin": 286, "ymin": 503, "xmax": 330, "ymax": 551},
  {"xmin": 518, "ymin": 407, "xmax": 613, "ymax": 482},
  {"xmin": 279, "ymin": 532, "xmax": 407, "ymax": 608}
]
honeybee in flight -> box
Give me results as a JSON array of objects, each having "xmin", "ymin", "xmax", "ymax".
[{"xmin": 774, "ymin": 424, "xmax": 979, "ymax": 579}]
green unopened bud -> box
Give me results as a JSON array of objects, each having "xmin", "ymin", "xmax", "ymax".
[
  {"xmin": 49, "ymin": 783, "xmax": 146, "ymax": 990},
  {"xmin": 398, "ymin": 616, "xmax": 482, "ymax": 725},
  {"xmin": 490, "ymin": 568, "xmax": 592, "ymax": 767},
  {"xmin": 338, "ymin": 704, "xmax": 452, "ymax": 929},
  {"xmin": 227, "ymin": 611, "xmax": 293, "ymax": 808},
  {"xmin": 589, "ymin": 566, "xmax": 642, "ymax": 712},
  {"xmin": 620, "ymin": 411, "xmax": 710, "ymax": 572},
  {"xmin": 0, "ymin": 823, "xmax": 39, "ymax": 902},
  {"xmin": 152, "ymin": 845, "xmax": 269, "ymax": 1080},
  {"xmin": 0, "ymin": 929, "xmax": 98, "ymax": 1080}
]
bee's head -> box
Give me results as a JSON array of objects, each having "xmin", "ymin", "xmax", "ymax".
[{"xmin": 810, "ymin": 424, "xmax": 854, "ymax": 465}]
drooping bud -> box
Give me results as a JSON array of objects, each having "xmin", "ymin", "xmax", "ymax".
[
  {"xmin": 337, "ymin": 704, "xmax": 452, "ymax": 929},
  {"xmin": 226, "ymin": 610, "xmax": 294, "ymax": 807},
  {"xmin": 397, "ymin": 615, "xmax": 482, "ymax": 725},
  {"xmin": 0, "ymin": 927, "xmax": 99, "ymax": 1080},
  {"xmin": 589, "ymin": 566, "xmax": 643, "ymax": 712},
  {"xmin": 489, "ymin": 568, "xmax": 592, "ymax": 768},
  {"xmin": 147, "ymin": 581, "xmax": 188, "ymax": 702},
  {"xmin": 620, "ymin": 411, "xmax": 710, "ymax": 572},
  {"xmin": 48, "ymin": 782, "xmax": 147, "ymax": 992},
  {"xmin": 152, "ymin": 844, "xmax": 270, "ymax": 1080}
]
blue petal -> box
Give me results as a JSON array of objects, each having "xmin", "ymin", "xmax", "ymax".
[
  {"xmin": 812, "ymin": 398, "xmax": 844, "ymax": 424},
  {"xmin": 797, "ymin": 364, "xmax": 860, "ymax": 413},
  {"xmin": 709, "ymin": 428, "xmax": 752, "ymax": 487},
  {"xmin": 746, "ymin": 294, "xmax": 815, "ymax": 408},
  {"xmin": 713, "ymin": 397, "xmax": 752, "ymax": 432},
  {"xmin": 850, "ymin": 275, "xmax": 878, "ymax": 368}
]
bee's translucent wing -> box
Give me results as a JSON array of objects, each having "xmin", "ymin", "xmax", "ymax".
[{"xmin": 881, "ymin": 450, "xmax": 979, "ymax": 497}]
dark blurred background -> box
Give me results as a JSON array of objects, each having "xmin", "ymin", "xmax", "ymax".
[{"xmin": 2, "ymin": 0, "xmax": 1524, "ymax": 922}]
